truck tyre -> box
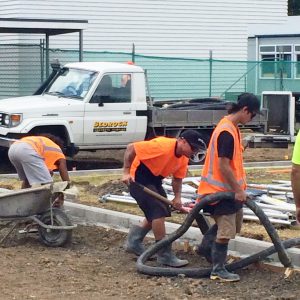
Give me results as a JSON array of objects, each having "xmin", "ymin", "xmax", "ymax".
[
  {"xmin": 38, "ymin": 208, "xmax": 73, "ymax": 247},
  {"xmin": 188, "ymin": 132, "xmax": 210, "ymax": 165},
  {"xmin": 190, "ymin": 150, "xmax": 206, "ymax": 164}
]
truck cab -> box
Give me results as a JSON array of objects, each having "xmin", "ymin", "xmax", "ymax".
[{"xmin": 0, "ymin": 62, "xmax": 148, "ymax": 154}]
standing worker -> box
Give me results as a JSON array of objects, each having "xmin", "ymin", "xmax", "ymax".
[
  {"xmin": 291, "ymin": 130, "xmax": 300, "ymax": 223},
  {"xmin": 8, "ymin": 134, "xmax": 70, "ymax": 189},
  {"xmin": 197, "ymin": 93, "xmax": 262, "ymax": 282},
  {"xmin": 122, "ymin": 130, "xmax": 206, "ymax": 267}
]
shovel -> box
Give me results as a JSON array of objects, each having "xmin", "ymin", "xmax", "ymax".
[{"xmin": 131, "ymin": 181, "xmax": 210, "ymax": 234}]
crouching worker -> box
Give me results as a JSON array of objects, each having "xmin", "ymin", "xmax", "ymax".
[
  {"xmin": 8, "ymin": 134, "xmax": 70, "ymax": 191},
  {"xmin": 122, "ymin": 130, "xmax": 205, "ymax": 267},
  {"xmin": 196, "ymin": 93, "xmax": 262, "ymax": 282}
]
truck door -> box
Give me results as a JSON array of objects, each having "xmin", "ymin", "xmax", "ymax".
[{"xmin": 83, "ymin": 73, "xmax": 137, "ymax": 146}]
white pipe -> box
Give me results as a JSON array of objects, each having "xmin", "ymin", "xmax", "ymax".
[
  {"xmin": 243, "ymin": 215, "xmax": 291, "ymax": 225},
  {"xmin": 247, "ymin": 183, "xmax": 292, "ymax": 192},
  {"xmin": 243, "ymin": 208, "xmax": 289, "ymax": 220}
]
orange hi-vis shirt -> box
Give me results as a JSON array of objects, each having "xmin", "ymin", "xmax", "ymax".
[
  {"xmin": 130, "ymin": 137, "xmax": 189, "ymax": 179},
  {"xmin": 198, "ymin": 116, "xmax": 246, "ymax": 197},
  {"xmin": 17, "ymin": 136, "xmax": 65, "ymax": 171}
]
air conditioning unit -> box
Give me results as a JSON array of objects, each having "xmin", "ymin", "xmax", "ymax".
[{"xmin": 261, "ymin": 91, "xmax": 295, "ymax": 137}]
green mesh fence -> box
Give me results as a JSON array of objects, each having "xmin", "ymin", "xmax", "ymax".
[{"xmin": 1, "ymin": 43, "xmax": 300, "ymax": 101}]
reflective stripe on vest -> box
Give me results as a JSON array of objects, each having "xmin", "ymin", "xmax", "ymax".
[
  {"xmin": 203, "ymin": 122, "xmax": 245, "ymax": 189},
  {"xmin": 19, "ymin": 137, "xmax": 45, "ymax": 157},
  {"xmin": 18, "ymin": 137, "xmax": 62, "ymax": 158},
  {"xmin": 199, "ymin": 118, "xmax": 246, "ymax": 196}
]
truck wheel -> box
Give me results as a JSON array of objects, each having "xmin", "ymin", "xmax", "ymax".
[
  {"xmin": 189, "ymin": 149, "xmax": 207, "ymax": 164},
  {"xmin": 38, "ymin": 208, "xmax": 73, "ymax": 247},
  {"xmin": 188, "ymin": 132, "xmax": 210, "ymax": 165}
]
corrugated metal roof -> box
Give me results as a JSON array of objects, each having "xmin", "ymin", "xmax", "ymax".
[{"xmin": 0, "ymin": 17, "xmax": 88, "ymax": 35}]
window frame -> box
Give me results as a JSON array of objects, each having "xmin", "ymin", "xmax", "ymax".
[
  {"xmin": 259, "ymin": 44, "xmax": 292, "ymax": 79},
  {"xmin": 294, "ymin": 45, "xmax": 300, "ymax": 79}
]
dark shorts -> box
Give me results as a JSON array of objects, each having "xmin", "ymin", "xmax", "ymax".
[
  {"xmin": 129, "ymin": 182, "xmax": 171, "ymax": 222},
  {"xmin": 203, "ymin": 195, "xmax": 243, "ymax": 215}
]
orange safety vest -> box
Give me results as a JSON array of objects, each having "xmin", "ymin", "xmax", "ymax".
[
  {"xmin": 198, "ymin": 117, "xmax": 246, "ymax": 197},
  {"xmin": 16, "ymin": 136, "xmax": 65, "ymax": 171}
]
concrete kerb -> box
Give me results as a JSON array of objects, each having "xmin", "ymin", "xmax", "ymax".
[
  {"xmin": 0, "ymin": 160, "xmax": 292, "ymax": 179},
  {"xmin": 64, "ymin": 200, "xmax": 300, "ymax": 269}
]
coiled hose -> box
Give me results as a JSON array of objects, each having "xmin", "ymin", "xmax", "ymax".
[{"xmin": 137, "ymin": 192, "xmax": 297, "ymax": 277}]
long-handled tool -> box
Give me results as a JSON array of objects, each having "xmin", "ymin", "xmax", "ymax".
[{"xmin": 131, "ymin": 181, "xmax": 210, "ymax": 234}]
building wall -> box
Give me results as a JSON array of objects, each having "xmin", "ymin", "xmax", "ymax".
[
  {"xmin": 0, "ymin": 0, "xmax": 288, "ymax": 60},
  {"xmin": 247, "ymin": 36, "xmax": 300, "ymax": 95}
]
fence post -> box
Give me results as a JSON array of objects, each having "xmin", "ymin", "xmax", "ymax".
[
  {"xmin": 45, "ymin": 33, "xmax": 49, "ymax": 78},
  {"xmin": 131, "ymin": 43, "xmax": 135, "ymax": 63},
  {"xmin": 209, "ymin": 50, "xmax": 213, "ymax": 97},
  {"xmin": 40, "ymin": 39, "xmax": 44, "ymax": 83}
]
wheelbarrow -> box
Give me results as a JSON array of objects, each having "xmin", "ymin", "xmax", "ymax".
[{"xmin": 0, "ymin": 182, "xmax": 77, "ymax": 247}]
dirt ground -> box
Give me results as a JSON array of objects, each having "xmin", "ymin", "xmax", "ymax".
[
  {"xmin": 0, "ymin": 225, "xmax": 299, "ymax": 300},
  {"xmin": 0, "ymin": 146, "xmax": 299, "ymax": 299}
]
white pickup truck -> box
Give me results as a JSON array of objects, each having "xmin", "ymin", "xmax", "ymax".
[{"xmin": 0, "ymin": 61, "xmax": 294, "ymax": 162}]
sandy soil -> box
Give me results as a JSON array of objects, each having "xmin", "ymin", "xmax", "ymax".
[{"xmin": 0, "ymin": 146, "xmax": 298, "ymax": 299}]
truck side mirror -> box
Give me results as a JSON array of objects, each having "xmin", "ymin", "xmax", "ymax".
[
  {"xmin": 90, "ymin": 95, "xmax": 103, "ymax": 105},
  {"xmin": 50, "ymin": 59, "xmax": 61, "ymax": 72}
]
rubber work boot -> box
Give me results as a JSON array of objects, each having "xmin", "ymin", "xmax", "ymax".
[
  {"xmin": 124, "ymin": 225, "xmax": 150, "ymax": 256},
  {"xmin": 210, "ymin": 242, "xmax": 240, "ymax": 282},
  {"xmin": 157, "ymin": 244, "xmax": 189, "ymax": 267},
  {"xmin": 196, "ymin": 224, "xmax": 218, "ymax": 263}
]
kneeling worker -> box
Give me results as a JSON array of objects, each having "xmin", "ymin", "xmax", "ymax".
[
  {"xmin": 8, "ymin": 134, "xmax": 70, "ymax": 189},
  {"xmin": 122, "ymin": 130, "xmax": 205, "ymax": 267}
]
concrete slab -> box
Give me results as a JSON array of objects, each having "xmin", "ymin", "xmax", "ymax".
[{"xmin": 65, "ymin": 201, "xmax": 300, "ymax": 268}]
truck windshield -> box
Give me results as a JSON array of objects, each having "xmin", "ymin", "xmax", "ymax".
[{"xmin": 45, "ymin": 68, "xmax": 98, "ymax": 100}]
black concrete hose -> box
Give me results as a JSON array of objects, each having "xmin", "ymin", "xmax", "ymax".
[{"xmin": 136, "ymin": 192, "xmax": 295, "ymax": 278}]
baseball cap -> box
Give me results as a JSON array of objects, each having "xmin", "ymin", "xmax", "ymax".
[
  {"xmin": 237, "ymin": 93, "xmax": 263, "ymax": 116},
  {"xmin": 179, "ymin": 130, "xmax": 206, "ymax": 151}
]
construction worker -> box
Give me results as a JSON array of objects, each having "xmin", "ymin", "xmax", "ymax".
[
  {"xmin": 8, "ymin": 134, "xmax": 70, "ymax": 189},
  {"xmin": 291, "ymin": 130, "xmax": 300, "ymax": 223},
  {"xmin": 122, "ymin": 130, "xmax": 206, "ymax": 267},
  {"xmin": 197, "ymin": 93, "xmax": 262, "ymax": 282}
]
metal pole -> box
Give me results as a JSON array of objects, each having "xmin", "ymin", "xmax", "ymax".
[
  {"xmin": 131, "ymin": 43, "xmax": 135, "ymax": 63},
  {"xmin": 79, "ymin": 30, "xmax": 83, "ymax": 62},
  {"xmin": 40, "ymin": 39, "xmax": 44, "ymax": 83},
  {"xmin": 45, "ymin": 33, "xmax": 49, "ymax": 78},
  {"xmin": 145, "ymin": 69, "xmax": 153, "ymax": 106},
  {"xmin": 209, "ymin": 50, "xmax": 212, "ymax": 97},
  {"xmin": 255, "ymin": 36, "xmax": 258, "ymax": 95}
]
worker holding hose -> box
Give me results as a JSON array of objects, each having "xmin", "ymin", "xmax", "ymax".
[
  {"xmin": 197, "ymin": 93, "xmax": 262, "ymax": 282},
  {"xmin": 291, "ymin": 130, "xmax": 300, "ymax": 223},
  {"xmin": 122, "ymin": 130, "xmax": 205, "ymax": 267}
]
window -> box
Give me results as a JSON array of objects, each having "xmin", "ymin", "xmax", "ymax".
[
  {"xmin": 260, "ymin": 45, "xmax": 292, "ymax": 78},
  {"xmin": 295, "ymin": 45, "xmax": 300, "ymax": 78},
  {"xmin": 90, "ymin": 73, "xmax": 131, "ymax": 104},
  {"xmin": 46, "ymin": 68, "xmax": 98, "ymax": 100}
]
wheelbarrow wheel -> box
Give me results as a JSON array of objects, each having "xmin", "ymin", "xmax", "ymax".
[{"xmin": 38, "ymin": 208, "xmax": 72, "ymax": 247}]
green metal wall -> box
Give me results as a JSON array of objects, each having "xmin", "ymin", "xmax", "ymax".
[{"xmin": 1, "ymin": 43, "xmax": 300, "ymax": 101}]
